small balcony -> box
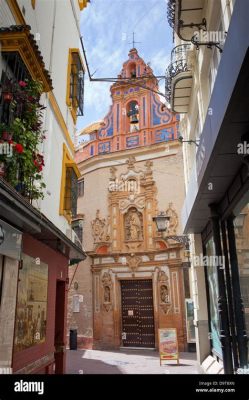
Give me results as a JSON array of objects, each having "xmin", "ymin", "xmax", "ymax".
[
  {"xmin": 167, "ymin": 0, "xmax": 206, "ymax": 42},
  {"xmin": 165, "ymin": 44, "xmax": 193, "ymax": 113}
]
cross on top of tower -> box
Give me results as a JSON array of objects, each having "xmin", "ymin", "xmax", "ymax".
[{"xmin": 129, "ymin": 32, "xmax": 141, "ymax": 49}]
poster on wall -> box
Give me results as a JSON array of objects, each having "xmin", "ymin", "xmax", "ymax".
[
  {"xmin": 158, "ymin": 328, "xmax": 179, "ymax": 365},
  {"xmin": 14, "ymin": 254, "xmax": 48, "ymax": 352}
]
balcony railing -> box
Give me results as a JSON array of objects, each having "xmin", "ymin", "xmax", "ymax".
[
  {"xmin": 167, "ymin": 0, "xmax": 177, "ymax": 29},
  {"xmin": 167, "ymin": 0, "xmax": 206, "ymax": 42},
  {"xmin": 165, "ymin": 44, "xmax": 193, "ymax": 112}
]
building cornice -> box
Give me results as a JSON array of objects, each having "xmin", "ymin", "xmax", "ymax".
[{"xmin": 78, "ymin": 140, "xmax": 181, "ymax": 175}]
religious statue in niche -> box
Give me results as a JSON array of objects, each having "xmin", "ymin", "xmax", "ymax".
[
  {"xmin": 158, "ymin": 269, "xmax": 171, "ymax": 314},
  {"xmin": 91, "ymin": 210, "xmax": 110, "ymax": 243},
  {"xmin": 165, "ymin": 203, "xmax": 178, "ymax": 235},
  {"xmin": 125, "ymin": 207, "xmax": 143, "ymax": 241},
  {"xmin": 160, "ymin": 284, "xmax": 170, "ymax": 303},
  {"xmin": 104, "ymin": 286, "xmax": 110, "ymax": 303},
  {"xmin": 101, "ymin": 271, "xmax": 112, "ymax": 312}
]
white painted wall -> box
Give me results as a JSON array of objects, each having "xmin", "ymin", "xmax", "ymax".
[{"xmin": 1, "ymin": 0, "xmax": 85, "ymax": 235}]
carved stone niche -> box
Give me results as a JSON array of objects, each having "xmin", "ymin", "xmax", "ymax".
[
  {"xmin": 124, "ymin": 207, "xmax": 143, "ymax": 242},
  {"xmin": 101, "ymin": 271, "xmax": 112, "ymax": 312},
  {"xmin": 158, "ymin": 270, "xmax": 171, "ymax": 314}
]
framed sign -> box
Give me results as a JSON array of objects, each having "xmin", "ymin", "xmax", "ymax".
[{"xmin": 158, "ymin": 328, "xmax": 179, "ymax": 365}]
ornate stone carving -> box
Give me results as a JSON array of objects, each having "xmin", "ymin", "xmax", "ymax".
[
  {"xmin": 119, "ymin": 196, "xmax": 145, "ymax": 214},
  {"xmin": 127, "ymin": 156, "xmax": 136, "ymax": 170},
  {"xmin": 127, "ymin": 255, "xmax": 141, "ymax": 273},
  {"xmin": 110, "ymin": 166, "xmax": 117, "ymax": 180},
  {"xmin": 158, "ymin": 270, "xmax": 171, "ymax": 314},
  {"xmin": 165, "ymin": 202, "xmax": 178, "ymax": 235},
  {"xmin": 120, "ymin": 156, "xmax": 144, "ymax": 182},
  {"xmin": 160, "ymin": 285, "xmax": 169, "ymax": 303},
  {"xmin": 102, "ymin": 271, "xmax": 112, "ymax": 287},
  {"xmin": 145, "ymin": 160, "xmax": 153, "ymax": 171},
  {"xmin": 101, "ymin": 272, "xmax": 112, "ymax": 312},
  {"xmin": 91, "ymin": 210, "xmax": 110, "ymax": 243},
  {"xmin": 104, "ymin": 286, "xmax": 111, "ymax": 302},
  {"xmin": 158, "ymin": 270, "xmax": 168, "ymax": 282},
  {"xmin": 124, "ymin": 207, "xmax": 143, "ymax": 241}
]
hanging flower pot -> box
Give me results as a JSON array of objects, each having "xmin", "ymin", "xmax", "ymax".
[
  {"xmin": 1, "ymin": 131, "xmax": 12, "ymax": 141},
  {"xmin": 3, "ymin": 92, "xmax": 13, "ymax": 102},
  {"xmin": 0, "ymin": 162, "xmax": 6, "ymax": 177}
]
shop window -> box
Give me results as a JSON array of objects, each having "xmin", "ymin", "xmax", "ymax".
[
  {"xmin": 66, "ymin": 49, "xmax": 85, "ymax": 123},
  {"xmin": 205, "ymin": 237, "xmax": 222, "ymax": 358},
  {"xmin": 234, "ymin": 204, "xmax": 249, "ymax": 363}
]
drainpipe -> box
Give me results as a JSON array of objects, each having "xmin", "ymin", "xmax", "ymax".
[{"xmin": 209, "ymin": 204, "xmax": 233, "ymax": 374}]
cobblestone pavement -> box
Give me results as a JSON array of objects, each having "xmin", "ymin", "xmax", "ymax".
[{"xmin": 66, "ymin": 348, "xmax": 200, "ymax": 374}]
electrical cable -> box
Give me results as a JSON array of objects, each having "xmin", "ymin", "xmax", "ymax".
[{"xmin": 70, "ymin": 0, "xmax": 167, "ymax": 93}]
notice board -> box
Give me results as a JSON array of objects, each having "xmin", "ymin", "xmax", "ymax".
[{"xmin": 158, "ymin": 328, "xmax": 179, "ymax": 365}]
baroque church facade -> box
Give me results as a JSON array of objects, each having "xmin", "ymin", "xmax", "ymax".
[{"xmin": 68, "ymin": 49, "xmax": 189, "ymax": 351}]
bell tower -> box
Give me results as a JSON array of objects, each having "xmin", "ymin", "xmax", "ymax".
[{"xmin": 78, "ymin": 48, "xmax": 179, "ymax": 160}]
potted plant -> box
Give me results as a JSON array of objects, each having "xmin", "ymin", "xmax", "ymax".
[
  {"xmin": 1, "ymin": 79, "xmax": 47, "ymax": 200},
  {"xmin": 3, "ymin": 92, "xmax": 13, "ymax": 102},
  {"xmin": 1, "ymin": 77, "xmax": 14, "ymax": 102}
]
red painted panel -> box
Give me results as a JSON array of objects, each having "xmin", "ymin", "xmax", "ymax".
[{"xmin": 12, "ymin": 233, "xmax": 68, "ymax": 373}]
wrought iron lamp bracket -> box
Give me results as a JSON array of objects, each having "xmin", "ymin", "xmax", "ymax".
[
  {"xmin": 179, "ymin": 18, "xmax": 207, "ymax": 31},
  {"xmin": 166, "ymin": 235, "xmax": 190, "ymax": 249},
  {"xmin": 191, "ymin": 35, "xmax": 223, "ymax": 53},
  {"xmin": 178, "ymin": 136, "xmax": 200, "ymax": 147}
]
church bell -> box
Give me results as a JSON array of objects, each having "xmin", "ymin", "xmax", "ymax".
[{"xmin": 130, "ymin": 114, "xmax": 139, "ymax": 124}]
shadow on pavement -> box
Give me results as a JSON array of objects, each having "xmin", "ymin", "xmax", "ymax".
[{"xmin": 66, "ymin": 350, "xmax": 123, "ymax": 374}]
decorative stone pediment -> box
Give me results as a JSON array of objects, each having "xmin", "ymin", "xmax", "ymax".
[
  {"xmin": 119, "ymin": 196, "xmax": 145, "ymax": 214},
  {"xmin": 119, "ymin": 156, "xmax": 145, "ymax": 182}
]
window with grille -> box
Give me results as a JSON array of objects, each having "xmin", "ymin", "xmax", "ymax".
[
  {"xmin": 64, "ymin": 167, "xmax": 78, "ymax": 218},
  {"xmin": 0, "ymin": 52, "xmax": 30, "ymax": 124},
  {"xmin": 67, "ymin": 50, "xmax": 85, "ymax": 121}
]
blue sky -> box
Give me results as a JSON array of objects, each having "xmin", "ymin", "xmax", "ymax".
[{"xmin": 77, "ymin": 0, "xmax": 173, "ymax": 132}]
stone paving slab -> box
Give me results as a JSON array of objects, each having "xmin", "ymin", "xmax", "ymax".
[{"xmin": 66, "ymin": 348, "xmax": 200, "ymax": 374}]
